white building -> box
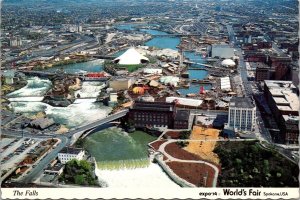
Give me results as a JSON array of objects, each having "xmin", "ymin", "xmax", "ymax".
[
  {"xmin": 10, "ymin": 37, "xmax": 22, "ymax": 47},
  {"xmin": 227, "ymin": 97, "xmax": 256, "ymax": 131},
  {"xmin": 58, "ymin": 147, "xmax": 85, "ymax": 164},
  {"xmin": 166, "ymin": 97, "xmax": 203, "ymax": 107},
  {"xmin": 143, "ymin": 68, "xmax": 162, "ymax": 74},
  {"xmin": 220, "ymin": 76, "xmax": 231, "ymax": 91}
]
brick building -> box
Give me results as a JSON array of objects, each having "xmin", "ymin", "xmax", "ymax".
[
  {"xmin": 129, "ymin": 101, "xmax": 176, "ymax": 129},
  {"xmin": 128, "ymin": 101, "xmax": 191, "ymax": 129},
  {"xmin": 173, "ymin": 110, "xmax": 190, "ymax": 129},
  {"xmin": 264, "ymin": 80, "xmax": 299, "ymax": 144}
]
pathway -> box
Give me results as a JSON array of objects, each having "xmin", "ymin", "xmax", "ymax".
[{"xmin": 157, "ymin": 139, "xmax": 219, "ymax": 187}]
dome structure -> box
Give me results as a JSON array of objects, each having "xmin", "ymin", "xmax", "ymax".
[
  {"xmin": 221, "ymin": 59, "xmax": 236, "ymax": 67},
  {"xmin": 133, "ymin": 87, "xmax": 145, "ymax": 94}
]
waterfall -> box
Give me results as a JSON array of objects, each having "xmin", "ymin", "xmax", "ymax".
[
  {"xmin": 8, "ymin": 77, "xmax": 111, "ymax": 128},
  {"xmin": 7, "ymin": 77, "xmax": 52, "ymax": 97},
  {"xmin": 74, "ymin": 81, "xmax": 106, "ymax": 98}
]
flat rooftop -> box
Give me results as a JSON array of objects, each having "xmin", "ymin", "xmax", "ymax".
[
  {"xmin": 59, "ymin": 147, "xmax": 83, "ymax": 155},
  {"xmin": 265, "ymin": 80, "xmax": 299, "ymax": 112},
  {"xmin": 229, "ymin": 97, "xmax": 255, "ymax": 108}
]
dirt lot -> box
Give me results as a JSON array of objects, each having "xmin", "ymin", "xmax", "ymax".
[
  {"xmin": 184, "ymin": 126, "xmax": 220, "ymax": 164},
  {"xmin": 167, "ymin": 161, "xmax": 215, "ymax": 187},
  {"xmin": 163, "ymin": 131, "xmax": 181, "ymax": 139},
  {"xmin": 165, "ymin": 142, "xmax": 200, "ymax": 161}
]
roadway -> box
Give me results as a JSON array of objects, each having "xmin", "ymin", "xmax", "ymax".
[
  {"xmin": 226, "ymin": 22, "xmax": 273, "ymax": 143},
  {"xmin": 1, "ymin": 109, "xmax": 129, "ymax": 184},
  {"xmin": 1, "ymin": 128, "xmax": 70, "ymax": 183}
]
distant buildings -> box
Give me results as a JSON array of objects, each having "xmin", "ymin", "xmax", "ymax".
[
  {"xmin": 220, "ymin": 76, "xmax": 231, "ymax": 91},
  {"xmin": 264, "ymin": 80, "xmax": 299, "ymax": 144},
  {"xmin": 68, "ymin": 24, "xmax": 83, "ymax": 33},
  {"xmin": 58, "ymin": 147, "xmax": 85, "ymax": 164},
  {"xmin": 9, "ymin": 37, "xmax": 22, "ymax": 47},
  {"xmin": 227, "ymin": 97, "xmax": 256, "ymax": 131}
]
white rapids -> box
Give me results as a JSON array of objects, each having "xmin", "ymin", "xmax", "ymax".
[
  {"xmin": 95, "ymin": 163, "xmax": 180, "ymax": 188},
  {"xmin": 8, "ymin": 77, "xmax": 111, "ymax": 128}
]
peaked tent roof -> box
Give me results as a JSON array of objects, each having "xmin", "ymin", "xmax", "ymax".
[{"xmin": 113, "ymin": 48, "xmax": 149, "ymax": 65}]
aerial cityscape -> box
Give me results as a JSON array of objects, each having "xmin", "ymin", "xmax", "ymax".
[{"xmin": 1, "ymin": 0, "xmax": 299, "ymax": 189}]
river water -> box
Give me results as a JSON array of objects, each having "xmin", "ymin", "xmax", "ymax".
[
  {"xmin": 8, "ymin": 77, "xmax": 111, "ymax": 128},
  {"xmin": 42, "ymin": 59, "xmax": 104, "ymax": 74},
  {"xmin": 85, "ymin": 127, "xmax": 180, "ymax": 188}
]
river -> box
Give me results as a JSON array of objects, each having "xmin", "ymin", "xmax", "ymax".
[
  {"xmin": 7, "ymin": 77, "xmax": 111, "ymax": 128},
  {"xmin": 84, "ymin": 127, "xmax": 180, "ymax": 188},
  {"xmin": 42, "ymin": 59, "xmax": 104, "ymax": 74}
]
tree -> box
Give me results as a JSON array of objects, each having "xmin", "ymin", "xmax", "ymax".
[{"xmin": 74, "ymin": 175, "xmax": 85, "ymax": 185}]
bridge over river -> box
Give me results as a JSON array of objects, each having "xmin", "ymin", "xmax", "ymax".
[{"xmin": 1, "ymin": 109, "xmax": 129, "ymax": 184}]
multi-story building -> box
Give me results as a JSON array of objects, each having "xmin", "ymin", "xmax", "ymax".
[
  {"xmin": 267, "ymin": 56, "xmax": 292, "ymax": 80},
  {"xmin": 227, "ymin": 97, "xmax": 256, "ymax": 131},
  {"xmin": 128, "ymin": 101, "xmax": 176, "ymax": 129},
  {"xmin": 58, "ymin": 147, "xmax": 85, "ymax": 164},
  {"xmin": 129, "ymin": 101, "xmax": 192, "ymax": 129},
  {"xmin": 264, "ymin": 80, "xmax": 299, "ymax": 144},
  {"xmin": 173, "ymin": 110, "xmax": 191, "ymax": 129},
  {"xmin": 9, "ymin": 37, "xmax": 22, "ymax": 47},
  {"xmin": 255, "ymin": 64, "xmax": 271, "ymax": 81}
]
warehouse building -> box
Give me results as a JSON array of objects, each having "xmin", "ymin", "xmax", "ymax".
[{"xmin": 264, "ymin": 80, "xmax": 299, "ymax": 144}]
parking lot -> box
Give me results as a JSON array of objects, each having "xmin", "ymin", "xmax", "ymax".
[{"xmin": 1, "ymin": 137, "xmax": 42, "ymax": 170}]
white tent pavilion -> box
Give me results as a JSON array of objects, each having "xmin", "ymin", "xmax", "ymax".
[{"xmin": 113, "ymin": 48, "xmax": 149, "ymax": 65}]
